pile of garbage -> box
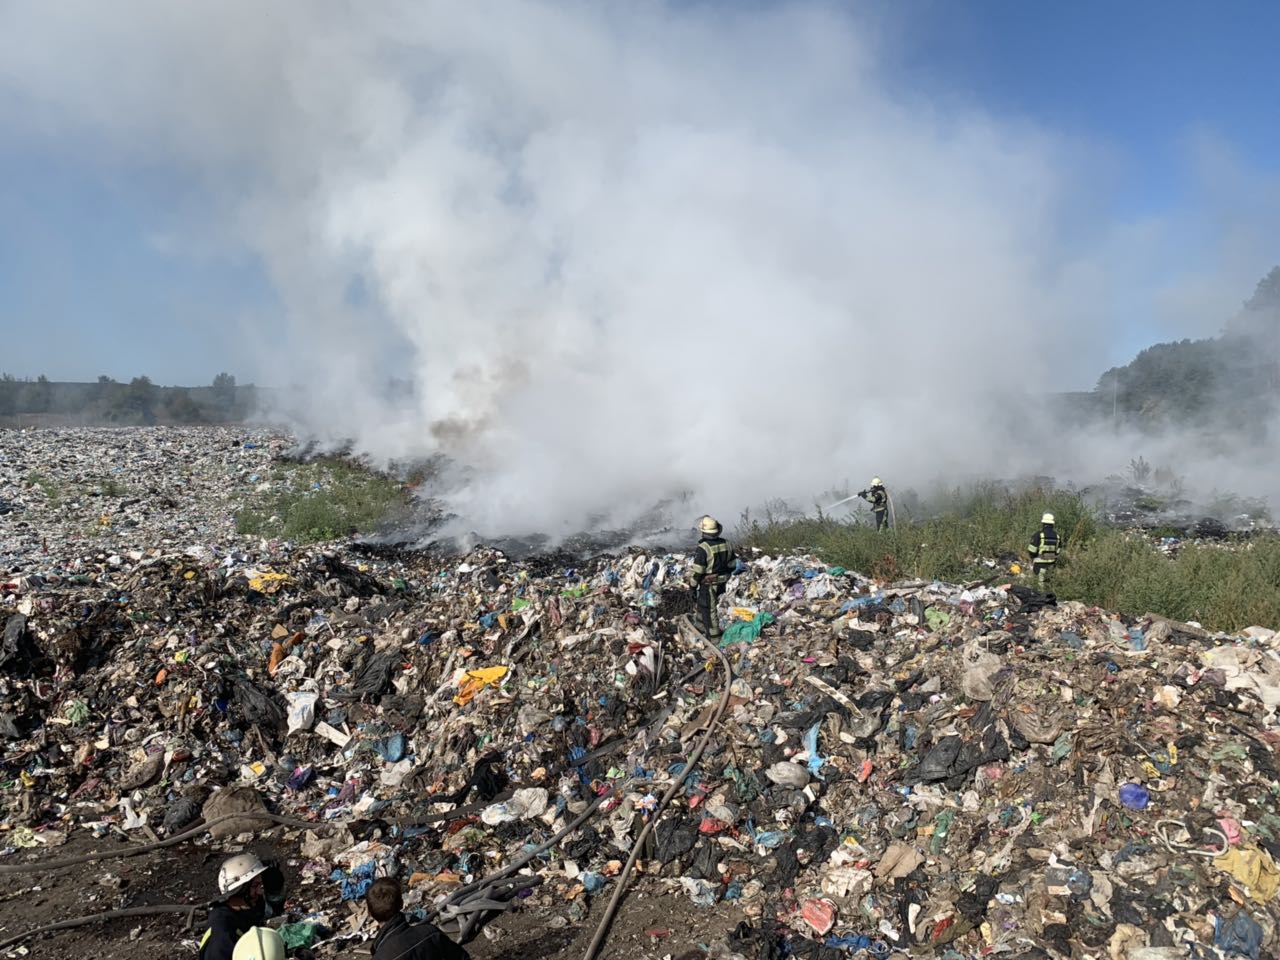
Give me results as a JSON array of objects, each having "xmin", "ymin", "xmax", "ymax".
[
  {"xmin": 0, "ymin": 426, "xmax": 287, "ymax": 562},
  {"xmin": 4, "ymin": 533, "xmax": 1280, "ymax": 958},
  {"xmin": 3, "ymin": 429, "xmax": 1280, "ymax": 959},
  {"xmin": 1098, "ymin": 483, "xmax": 1271, "ymax": 538}
]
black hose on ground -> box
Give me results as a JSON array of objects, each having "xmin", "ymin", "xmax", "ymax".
[
  {"xmin": 578, "ymin": 615, "xmax": 733, "ymax": 960},
  {"xmin": 0, "ymin": 812, "xmax": 343, "ymax": 876},
  {"xmin": 0, "ymin": 903, "xmax": 208, "ymax": 953},
  {"xmin": 392, "ymin": 791, "xmax": 515, "ymax": 827}
]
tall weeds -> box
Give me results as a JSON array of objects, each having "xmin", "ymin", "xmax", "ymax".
[{"xmin": 741, "ymin": 486, "xmax": 1280, "ymax": 632}]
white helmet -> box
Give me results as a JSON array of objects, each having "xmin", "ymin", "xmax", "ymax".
[
  {"xmin": 1042, "ymin": 513, "xmax": 1055, "ymax": 525},
  {"xmin": 218, "ymin": 853, "xmax": 268, "ymax": 897},
  {"xmin": 232, "ymin": 927, "xmax": 285, "ymax": 960},
  {"xmin": 871, "ymin": 477, "xmax": 882, "ymax": 487},
  {"xmin": 698, "ymin": 516, "xmax": 722, "ymax": 535}
]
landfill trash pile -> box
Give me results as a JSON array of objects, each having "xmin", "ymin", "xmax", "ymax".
[
  {"xmin": 3, "ymin": 430, "xmax": 1280, "ymax": 960},
  {"xmin": 1098, "ymin": 483, "xmax": 1272, "ymax": 538},
  {"xmin": 0, "ymin": 426, "xmax": 288, "ymax": 564}
]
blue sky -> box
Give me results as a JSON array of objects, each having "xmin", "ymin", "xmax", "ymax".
[
  {"xmin": 882, "ymin": 0, "xmax": 1278, "ymax": 214},
  {"xmin": 0, "ymin": 138, "xmax": 274, "ymax": 385},
  {"xmin": 2, "ymin": 0, "xmax": 1278, "ymax": 386},
  {"xmin": 878, "ymin": 0, "xmax": 1280, "ymax": 360}
]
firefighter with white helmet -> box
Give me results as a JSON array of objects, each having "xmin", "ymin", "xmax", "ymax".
[
  {"xmin": 199, "ymin": 853, "xmax": 285, "ymax": 960},
  {"xmin": 858, "ymin": 478, "xmax": 890, "ymax": 530},
  {"xmin": 689, "ymin": 516, "xmax": 736, "ymax": 639},
  {"xmin": 219, "ymin": 853, "xmax": 269, "ymax": 897},
  {"xmin": 1027, "ymin": 512, "xmax": 1061, "ymax": 586}
]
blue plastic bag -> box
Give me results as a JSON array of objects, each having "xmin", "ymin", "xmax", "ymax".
[
  {"xmin": 1215, "ymin": 912, "xmax": 1263, "ymax": 960},
  {"xmin": 374, "ymin": 733, "xmax": 406, "ymax": 763},
  {"xmin": 1118, "ymin": 783, "xmax": 1150, "ymax": 810},
  {"xmin": 804, "ymin": 723, "xmax": 827, "ymax": 780}
]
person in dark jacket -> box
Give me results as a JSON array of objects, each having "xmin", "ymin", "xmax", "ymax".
[
  {"xmin": 367, "ymin": 878, "xmax": 469, "ymax": 960},
  {"xmin": 200, "ymin": 853, "xmax": 284, "ymax": 960},
  {"xmin": 689, "ymin": 515, "xmax": 736, "ymax": 639},
  {"xmin": 201, "ymin": 901, "xmax": 261, "ymax": 960},
  {"xmin": 858, "ymin": 478, "xmax": 890, "ymax": 530},
  {"xmin": 1027, "ymin": 512, "xmax": 1061, "ymax": 586}
]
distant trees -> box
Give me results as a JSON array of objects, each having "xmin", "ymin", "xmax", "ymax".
[
  {"xmin": 1227, "ymin": 267, "xmax": 1280, "ymax": 383},
  {"xmin": 1244, "ymin": 266, "xmax": 1280, "ymax": 314},
  {"xmin": 93, "ymin": 375, "xmax": 117, "ymax": 406},
  {"xmin": 0, "ymin": 374, "xmax": 57, "ymax": 414},
  {"xmin": 163, "ymin": 387, "xmax": 203, "ymax": 423},
  {"xmin": 1094, "ymin": 264, "xmax": 1280, "ymax": 437},
  {"xmin": 120, "ymin": 376, "xmax": 158, "ymax": 424},
  {"xmin": 0, "ymin": 372, "xmax": 254, "ymax": 425},
  {"xmin": 31, "ymin": 375, "xmax": 52, "ymax": 413},
  {"xmin": 210, "ymin": 372, "xmax": 239, "ymax": 420},
  {"xmin": 212, "ymin": 372, "xmax": 237, "ymax": 405}
]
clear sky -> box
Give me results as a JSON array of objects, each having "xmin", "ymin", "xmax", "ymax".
[
  {"xmin": 1, "ymin": 0, "xmax": 1278, "ymax": 387},
  {"xmin": 880, "ymin": 0, "xmax": 1278, "ymax": 220}
]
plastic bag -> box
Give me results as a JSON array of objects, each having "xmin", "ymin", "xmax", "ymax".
[{"xmin": 286, "ymin": 691, "xmax": 318, "ymax": 735}]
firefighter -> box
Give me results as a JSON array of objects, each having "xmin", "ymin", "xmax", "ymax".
[
  {"xmin": 199, "ymin": 853, "xmax": 286, "ymax": 960},
  {"xmin": 859, "ymin": 478, "xmax": 889, "ymax": 530},
  {"xmin": 1028, "ymin": 512, "xmax": 1061, "ymax": 586},
  {"xmin": 690, "ymin": 516, "xmax": 736, "ymax": 639}
]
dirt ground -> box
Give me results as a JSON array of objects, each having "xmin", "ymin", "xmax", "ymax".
[{"xmin": 0, "ymin": 833, "xmax": 748, "ymax": 959}]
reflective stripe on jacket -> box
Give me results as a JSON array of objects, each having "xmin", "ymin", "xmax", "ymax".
[
  {"xmin": 199, "ymin": 904, "xmax": 259, "ymax": 960},
  {"xmin": 1029, "ymin": 528, "xmax": 1060, "ymax": 563},
  {"xmin": 691, "ymin": 537, "xmax": 735, "ymax": 585}
]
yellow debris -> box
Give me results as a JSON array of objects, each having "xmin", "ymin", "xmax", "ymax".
[
  {"xmin": 1215, "ymin": 846, "xmax": 1280, "ymax": 903},
  {"xmin": 248, "ymin": 571, "xmax": 292, "ymax": 594},
  {"xmin": 454, "ymin": 665, "xmax": 510, "ymax": 706}
]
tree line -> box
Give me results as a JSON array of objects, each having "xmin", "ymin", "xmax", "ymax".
[
  {"xmin": 1087, "ymin": 266, "xmax": 1280, "ymax": 440},
  {"xmin": 0, "ymin": 372, "xmax": 256, "ymax": 425}
]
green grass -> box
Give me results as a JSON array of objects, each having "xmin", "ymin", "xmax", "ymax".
[
  {"xmin": 741, "ymin": 485, "xmax": 1280, "ymax": 632},
  {"xmin": 26, "ymin": 471, "xmax": 64, "ymax": 504},
  {"xmin": 26, "ymin": 471, "xmax": 130, "ymax": 503},
  {"xmin": 235, "ymin": 458, "xmax": 409, "ymax": 544}
]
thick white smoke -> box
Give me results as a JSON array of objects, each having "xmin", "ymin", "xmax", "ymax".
[{"xmin": 2, "ymin": 1, "xmax": 1276, "ymax": 538}]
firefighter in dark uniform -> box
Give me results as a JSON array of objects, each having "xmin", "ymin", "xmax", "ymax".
[
  {"xmin": 199, "ymin": 853, "xmax": 287, "ymax": 960},
  {"xmin": 859, "ymin": 478, "xmax": 889, "ymax": 530},
  {"xmin": 690, "ymin": 516, "xmax": 736, "ymax": 639},
  {"xmin": 1028, "ymin": 512, "xmax": 1061, "ymax": 586}
]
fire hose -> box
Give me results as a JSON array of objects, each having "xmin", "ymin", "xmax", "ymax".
[
  {"xmin": 578, "ymin": 614, "xmax": 733, "ymax": 960},
  {"xmin": 424, "ymin": 788, "xmax": 616, "ymax": 944},
  {"xmin": 0, "ymin": 904, "xmax": 208, "ymax": 953},
  {"xmin": 0, "ymin": 811, "xmax": 342, "ymax": 876}
]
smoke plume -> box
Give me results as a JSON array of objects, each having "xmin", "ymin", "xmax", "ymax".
[{"xmin": 2, "ymin": 1, "xmax": 1277, "ymax": 538}]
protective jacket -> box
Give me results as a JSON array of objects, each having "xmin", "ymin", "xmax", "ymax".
[
  {"xmin": 199, "ymin": 903, "xmax": 263, "ymax": 960},
  {"xmin": 691, "ymin": 537, "xmax": 735, "ymax": 585},
  {"xmin": 1028, "ymin": 525, "xmax": 1060, "ymax": 564},
  {"xmin": 372, "ymin": 913, "xmax": 469, "ymax": 960},
  {"xmin": 860, "ymin": 486, "xmax": 888, "ymax": 512}
]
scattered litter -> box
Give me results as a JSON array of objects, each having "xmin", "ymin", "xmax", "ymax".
[{"xmin": 3, "ymin": 428, "xmax": 1280, "ymax": 957}]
